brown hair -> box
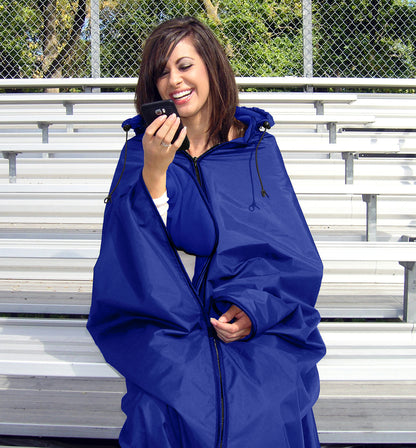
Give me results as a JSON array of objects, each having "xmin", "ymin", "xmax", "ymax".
[{"xmin": 134, "ymin": 17, "xmax": 243, "ymax": 145}]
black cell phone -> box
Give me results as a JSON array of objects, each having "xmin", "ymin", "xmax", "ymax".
[{"xmin": 141, "ymin": 100, "xmax": 190, "ymax": 152}]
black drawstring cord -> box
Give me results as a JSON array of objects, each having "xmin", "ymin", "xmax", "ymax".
[
  {"xmin": 104, "ymin": 120, "xmax": 270, "ymax": 203},
  {"xmin": 104, "ymin": 124, "xmax": 131, "ymax": 204},
  {"xmin": 255, "ymin": 121, "xmax": 271, "ymax": 198}
]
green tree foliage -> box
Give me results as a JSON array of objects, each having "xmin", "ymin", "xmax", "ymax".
[
  {"xmin": 98, "ymin": 0, "xmax": 303, "ymax": 78},
  {"xmin": 214, "ymin": 0, "xmax": 303, "ymax": 76},
  {"xmin": 313, "ymin": 0, "xmax": 416, "ymax": 77},
  {"xmin": 39, "ymin": 0, "xmax": 88, "ymax": 78},
  {"xmin": 0, "ymin": 0, "xmax": 87, "ymax": 78},
  {"xmin": 98, "ymin": 0, "xmax": 202, "ymax": 77},
  {"xmin": 0, "ymin": 0, "xmax": 41, "ymax": 78},
  {"xmin": 0, "ymin": 0, "xmax": 304, "ymax": 79},
  {"xmin": 1, "ymin": 0, "xmax": 416, "ymax": 80}
]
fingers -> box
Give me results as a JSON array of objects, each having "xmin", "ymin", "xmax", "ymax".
[
  {"xmin": 211, "ymin": 317, "xmax": 251, "ymax": 343},
  {"xmin": 145, "ymin": 113, "xmax": 168, "ymax": 137},
  {"xmin": 172, "ymin": 126, "xmax": 188, "ymax": 150},
  {"xmin": 218, "ymin": 304, "xmax": 240, "ymax": 323},
  {"xmin": 145, "ymin": 113, "xmax": 186, "ymax": 150},
  {"xmin": 210, "ymin": 306, "xmax": 252, "ymax": 343},
  {"xmin": 161, "ymin": 115, "xmax": 181, "ymax": 149},
  {"xmin": 142, "ymin": 114, "xmax": 184, "ymax": 198}
]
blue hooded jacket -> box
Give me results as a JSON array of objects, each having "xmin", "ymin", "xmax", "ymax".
[{"xmin": 87, "ymin": 106, "xmax": 326, "ymax": 447}]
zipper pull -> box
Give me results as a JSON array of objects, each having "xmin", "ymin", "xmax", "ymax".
[{"xmin": 192, "ymin": 157, "xmax": 202, "ymax": 185}]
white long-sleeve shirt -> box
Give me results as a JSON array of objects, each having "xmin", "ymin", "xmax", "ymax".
[
  {"xmin": 154, "ymin": 192, "xmax": 196, "ymax": 279},
  {"xmin": 153, "ymin": 191, "xmax": 169, "ymax": 226}
]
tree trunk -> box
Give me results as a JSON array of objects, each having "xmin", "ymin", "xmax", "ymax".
[
  {"xmin": 38, "ymin": 0, "xmax": 87, "ymax": 81},
  {"xmin": 199, "ymin": 0, "xmax": 233, "ymax": 58},
  {"xmin": 38, "ymin": 0, "xmax": 60, "ymax": 90},
  {"xmin": 201, "ymin": 0, "xmax": 221, "ymax": 24}
]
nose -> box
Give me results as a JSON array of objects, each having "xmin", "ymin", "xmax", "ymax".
[{"xmin": 168, "ymin": 68, "xmax": 182, "ymax": 87}]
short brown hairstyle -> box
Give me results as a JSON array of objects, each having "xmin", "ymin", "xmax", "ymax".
[{"xmin": 134, "ymin": 17, "xmax": 241, "ymax": 145}]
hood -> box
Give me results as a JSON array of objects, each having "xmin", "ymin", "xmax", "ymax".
[
  {"xmin": 121, "ymin": 106, "xmax": 274, "ymax": 137},
  {"xmin": 232, "ymin": 107, "xmax": 275, "ymax": 197},
  {"xmin": 122, "ymin": 114, "xmax": 146, "ymax": 135},
  {"xmin": 234, "ymin": 106, "xmax": 274, "ymax": 138}
]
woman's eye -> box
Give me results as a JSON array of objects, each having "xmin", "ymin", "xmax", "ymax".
[{"xmin": 180, "ymin": 64, "xmax": 192, "ymax": 71}]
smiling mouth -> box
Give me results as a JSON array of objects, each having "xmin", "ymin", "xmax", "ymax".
[{"xmin": 171, "ymin": 89, "xmax": 193, "ymax": 101}]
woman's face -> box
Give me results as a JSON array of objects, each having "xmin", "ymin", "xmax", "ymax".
[{"xmin": 156, "ymin": 37, "xmax": 211, "ymax": 124}]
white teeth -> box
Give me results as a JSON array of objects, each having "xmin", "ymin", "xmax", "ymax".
[{"xmin": 173, "ymin": 90, "xmax": 192, "ymax": 99}]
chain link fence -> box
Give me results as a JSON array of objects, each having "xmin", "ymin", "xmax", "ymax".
[{"xmin": 1, "ymin": 0, "xmax": 415, "ymax": 80}]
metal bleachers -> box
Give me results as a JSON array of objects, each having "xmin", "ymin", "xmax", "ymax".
[{"xmin": 0, "ymin": 77, "xmax": 415, "ymax": 444}]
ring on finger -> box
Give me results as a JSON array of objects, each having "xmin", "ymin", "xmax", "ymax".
[{"xmin": 160, "ymin": 141, "xmax": 171, "ymax": 148}]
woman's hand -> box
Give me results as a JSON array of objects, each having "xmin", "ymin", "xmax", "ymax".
[
  {"xmin": 142, "ymin": 113, "xmax": 187, "ymax": 198},
  {"xmin": 210, "ymin": 305, "xmax": 252, "ymax": 343}
]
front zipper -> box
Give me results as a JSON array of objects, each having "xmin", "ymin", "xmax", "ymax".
[
  {"xmin": 154, "ymin": 184, "xmax": 225, "ymax": 447},
  {"xmin": 190, "ymin": 153, "xmax": 225, "ymax": 448},
  {"xmin": 192, "ymin": 156, "xmax": 202, "ymax": 185},
  {"xmin": 213, "ymin": 338, "xmax": 225, "ymax": 448},
  {"xmin": 188, "ymin": 153, "xmax": 213, "ymax": 295}
]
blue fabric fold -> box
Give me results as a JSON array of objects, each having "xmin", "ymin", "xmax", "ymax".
[{"xmin": 88, "ymin": 106, "xmax": 325, "ymax": 447}]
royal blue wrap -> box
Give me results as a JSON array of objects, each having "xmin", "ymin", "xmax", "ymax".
[{"xmin": 87, "ymin": 106, "xmax": 326, "ymax": 447}]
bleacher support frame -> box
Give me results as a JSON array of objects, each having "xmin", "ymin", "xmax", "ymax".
[{"xmin": 0, "ymin": 76, "xmax": 415, "ymax": 443}]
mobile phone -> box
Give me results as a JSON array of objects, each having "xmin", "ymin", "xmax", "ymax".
[{"xmin": 141, "ymin": 100, "xmax": 190, "ymax": 152}]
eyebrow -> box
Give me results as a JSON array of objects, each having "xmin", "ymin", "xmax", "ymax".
[{"xmin": 174, "ymin": 56, "xmax": 195, "ymax": 64}]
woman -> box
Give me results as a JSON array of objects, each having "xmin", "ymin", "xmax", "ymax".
[{"xmin": 88, "ymin": 16, "xmax": 326, "ymax": 448}]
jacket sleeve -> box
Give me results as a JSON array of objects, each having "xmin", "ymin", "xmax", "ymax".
[
  {"xmin": 206, "ymin": 135, "xmax": 324, "ymax": 351},
  {"xmin": 87, "ymin": 139, "xmax": 217, "ymax": 403}
]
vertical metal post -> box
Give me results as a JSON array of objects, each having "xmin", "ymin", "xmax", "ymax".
[
  {"xmin": 314, "ymin": 101, "xmax": 324, "ymax": 115},
  {"xmin": 342, "ymin": 152, "xmax": 355, "ymax": 184},
  {"xmin": 38, "ymin": 123, "xmax": 50, "ymax": 144},
  {"xmin": 63, "ymin": 102, "xmax": 74, "ymax": 133},
  {"xmin": 38, "ymin": 123, "xmax": 53, "ymax": 159},
  {"xmin": 400, "ymin": 236, "xmax": 416, "ymax": 323},
  {"xmin": 362, "ymin": 194, "xmax": 377, "ymax": 241},
  {"xmin": 327, "ymin": 122, "xmax": 337, "ymax": 144},
  {"xmin": 400, "ymin": 261, "xmax": 416, "ymax": 323},
  {"xmin": 2, "ymin": 152, "xmax": 18, "ymax": 183},
  {"xmin": 90, "ymin": 0, "xmax": 101, "ymax": 91},
  {"xmin": 314, "ymin": 100, "xmax": 327, "ymax": 133},
  {"xmin": 302, "ymin": 0, "xmax": 313, "ymax": 83}
]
